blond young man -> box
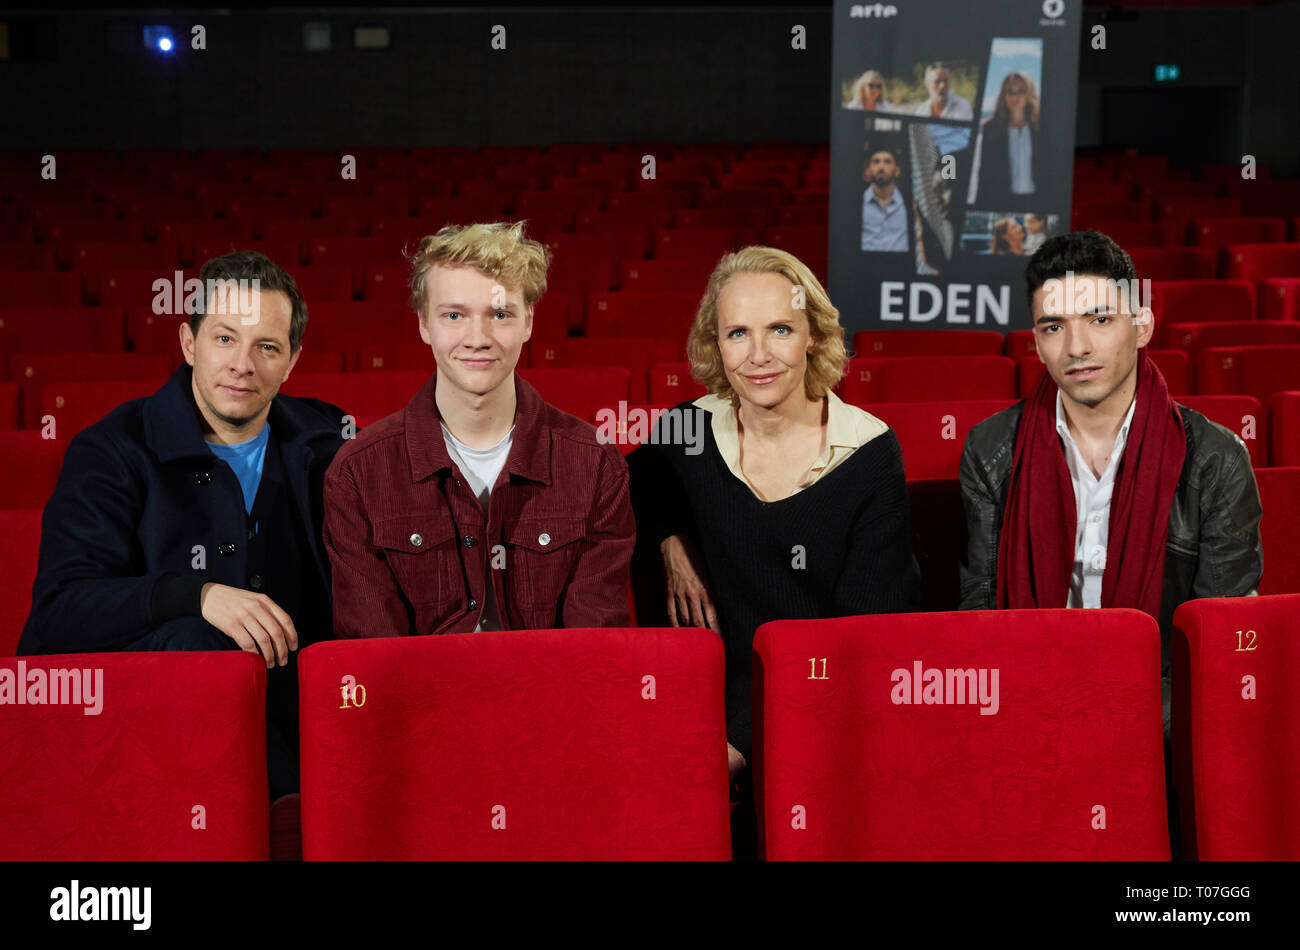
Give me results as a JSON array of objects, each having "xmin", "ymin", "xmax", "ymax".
[{"xmin": 323, "ymin": 222, "xmax": 635, "ymax": 639}]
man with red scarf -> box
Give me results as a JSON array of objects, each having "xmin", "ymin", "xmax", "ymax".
[{"xmin": 958, "ymin": 230, "xmax": 1263, "ymax": 744}]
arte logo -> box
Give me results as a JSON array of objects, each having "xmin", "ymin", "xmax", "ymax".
[
  {"xmin": 850, "ymin": 3, "xmax": 898, "ymax": 18},
  {"xmin": 890, "ymin": 660, "xmax": 1000, "ymax": 715}
]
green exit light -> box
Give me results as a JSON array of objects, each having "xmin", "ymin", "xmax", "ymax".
[{"xmin": 1154, "ymin": 64, "xmax": 1181, "ymax": 82}]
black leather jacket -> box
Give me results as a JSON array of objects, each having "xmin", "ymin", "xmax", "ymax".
[{"xmin": 958, "ymin": 400, "xmax": 1264, "ymax": 685}]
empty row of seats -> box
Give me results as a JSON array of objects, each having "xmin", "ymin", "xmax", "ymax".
[{"xmin": 3, "ymin": 596, "xmax": 1296, "ymax": 859}]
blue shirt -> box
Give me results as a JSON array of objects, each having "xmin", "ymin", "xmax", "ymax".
[
  {"xmin": 206, "ymin": 423, "xmax": 270, "ymax": 515},
  {"xmin": 861, "ymin": 186, "xmax": 908, "ymax": 252},
  {"xmin": 1009, "ymin": 124, "xmax": 1035, "ymax": 194}
]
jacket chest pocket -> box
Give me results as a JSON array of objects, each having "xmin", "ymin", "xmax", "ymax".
[
  {"xmin": 505, "ymin": 516, "xmax": 585, "ymax": 609},
  {"xmin": 374, "ymin": 513, "xmax": 461, "ymax": 608}
]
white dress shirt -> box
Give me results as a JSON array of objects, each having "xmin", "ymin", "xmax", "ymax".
[
  {"xmin": 1055, "ymin": 392, "xmax": 1138, "ymax": 608},
  {"xmin": 912, "ymin": 93, "xmax": 973, "ymax": 120}
]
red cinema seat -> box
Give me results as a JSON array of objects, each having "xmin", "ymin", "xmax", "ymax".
[
  {"xmin": 862, "ymin": 400, "xmax": 1017, "ymax": 480},
  {"xmin": 356, "ymin": 343, "xmax": 435, "ymax": 372},
  {"xmin": 1258, "ymin": 278, "xmax": 1300, "ymax": 322},
  {"xmin": 653, "ymin": 227, "xmax": 739, "ymax": 261},
  {"xmin": 0, "ymin": 652, "xmax": 270, "ymax": 859},
  {"xmin": 18, "ymin": 353, "xmax": 173, "ymax": 428},
  {"xmin": 1222, "ymin": 243, "xmax": 1300, "ymax": 285},
  {"xmin": 1127, "ymin": 247, "xmax": 1216, "ymax": 281},
  {"xmin": 0, "ymin": 383, "xmax": 18, "ymax": 429},
  {"xmin": 1256, "ymin": 467, "xmax": 1300, "ymax": 594},
  {"xmin": 584, "ymin": 291, "xmax": 699, "ymax": 339},
  {"xmin": 1171, "ymin": 594, "xmax": 1300, "ymax": 859},
  {"xmin": 1175, "ymin": 395, "xmax": 1267, "ymax": 468},
  {"xmin": 1003, "ymin": 329, "xmax": 1037, "ymax": 360},
  {"xmin": 1189, "ymin": 217, "xmax": 1287, "ymax": 250},
  {"xmin": 1270, "ymin": 392, "xmax": 1300, "ymax": 466},
  {"xmin": 0, "ymin": 273, "xmax": 83, "ymax": 309},
  {"xmin": 852, "ymin": 329, "xmax": 1004, "ymax": 359},
  {"xmin": 298, "ymin": 628, "xmax": 731, "ymax": 860},
  {"xmin": 1085, "ymin": 221, "xmax": 1178, "ymax": 248},
  {"xmin": 517, "ymin": 367, "xmax": 631, "ymax": 421},
  {"xmin": 524, "ymin": 293, "xmax": 573, "ymax": 345},
  {"xmin": 0, "ymin": 509, "xmax": 41, "ymax": 657},
  {"xmin": 842, "ymin": 356, "xmax": 1017, "ymax": 404},
  {"xmin": 279, "ymin": 370, "xmax": 426, "ymax": 422},
  {"xmin": 531, "ymin": 338, "xmax": 680, "ymax": 402},
  {"xmin": 752, "ymin": 609, "xmax": 1170, "ymax": 859},
  {"xmin": 39, "ymin": 378, "xmax": 163, "ymax": 446},
  {"xmin": 1162, "ymin": 321, "xmax": 1300, "ymax": 355},
  {"xmin": 291, "ymin": 265, "xmax": 355, "ymax": 303},
  {"xmin": 619, "ymin": 258, "xmax": 716, "ymax": 294},
  {"xmin": 301, "ymin": 301, "xmax": 416, "ymax": 362},
  {"xmin": 0, "ymin": 431, "xmax": 61, "ymax": 509},
  {"xmin": 677, "ymin": 208, "xmax": 770, "ymax": 232},
  {"xmin": 1155, "ymin": 198, "xmax": 1242, "ymax": 233},
  {"xmin": 1150, "ymin": 280, "xmax": 1255, "ymax": 334},
  {"xmin": 0, "ymin": 307, "xmax": 125, "ymax": 358},
  {"xmin": 360, "ymin": 263, "xmax": 411, "ymax": 301},
  {"xmin": 1197, "ymin": 345, "xmax": 1300, "ymax": 404},
  {"xmin": 648, "ymin": 362, "xmax": 707, "ymax": 404}
]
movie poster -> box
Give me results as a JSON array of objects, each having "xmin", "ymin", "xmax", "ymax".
[{"xmin": 830, "ymin": 0, "xmax": 1083, "ymax": 334}]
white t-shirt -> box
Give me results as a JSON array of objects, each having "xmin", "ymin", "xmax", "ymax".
[{"xmin": 441, "ymin": 423, "xmax": 515, "ymax": 632}]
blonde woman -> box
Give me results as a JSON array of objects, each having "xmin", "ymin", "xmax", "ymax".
[
  {"xmin": 628, "ymin": 246, "xmax": 919, "ymax": 854},
  {"xmin": 845, "ymin": 69, "xmax": 895, "ymax": 111},
  {"xmin": 973, "ymin": 71, "xmax": 1042, "ymax": 207}
]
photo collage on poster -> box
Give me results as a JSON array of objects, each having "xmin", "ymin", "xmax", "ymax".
[{"xmin": 842, "ymin": 38, "xmax": 1056, "ymax": 275}]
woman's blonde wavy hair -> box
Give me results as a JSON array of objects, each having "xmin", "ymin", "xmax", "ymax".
[
  {"xmin": 407, "ymin": 220, "xmax": 551, "ymax": 317},
  {"xmin": 686, "ymin": 245, "xmax": 849, "ymax": 405}
]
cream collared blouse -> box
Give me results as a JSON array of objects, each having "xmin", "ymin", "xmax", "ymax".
[{"xmin": 693, "ymin": 390, "xmax": 890, "ymax": 498}]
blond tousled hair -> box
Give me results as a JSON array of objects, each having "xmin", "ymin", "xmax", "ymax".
[
  {"xmin": 687, "ymin": 246, "xmax": 849, "ymax": 405},
  {"xmin": 407, "ymin": 220, "xmax": 551, "ymax": 317}
]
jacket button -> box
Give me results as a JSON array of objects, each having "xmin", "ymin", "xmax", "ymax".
[
  {"xmin": 468, "ymin": 599, "xmax": 479, "ymax": 610},
  {"xmin": 218, "ymin": 542, "xmax": 236, "ymax": 556},
  {"xmin": 538, "ymin": 532, "xmax": 551, "ymax": 546},
  {"xmin": 410, "ymin": 533, "xmax": 423, "ymax": 547},
  {"xmin": 196, "ymin": 471, "xmax": 212, "ymax": 485},
  {"xmin": 249, "ymin": 574, "xmax": 262, "ymax": 590},
  {"xmin": 463, "ymin": 535, "xmax": 476, "ymax": 548}
]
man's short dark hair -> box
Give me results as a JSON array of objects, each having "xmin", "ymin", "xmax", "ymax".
[
  {"xmin": 864, "ymin": 148, "xmax": 899, "ymax": 171},
  {"xmin": 189, "ymin": 250, "xmax": 309, "ymax": 353},
  {"xmin": 1023, "ymin": 230, "xmax": 1138, "ymax": 311}
]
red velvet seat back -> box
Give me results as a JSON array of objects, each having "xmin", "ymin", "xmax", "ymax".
[
  {"xmin": 753, "ymin": 609, "xmax": 1170, "ymax": 859},
  {"xmin": 1171, "ymin": 594, "xmax": 1300, "ymax": 859},
  {"xmin": 0, "ymin": 652, "xmax": 269, "ymax": 859},
  {"xmin": 299, "ymin": 627, "xmax": 730, "ymax": 859}
]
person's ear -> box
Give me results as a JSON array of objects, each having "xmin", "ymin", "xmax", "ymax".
[
  {"xmin": 283, "ymin": 345, "xmax": 302, "ymax": 382},
  {"xmin": 179, "ymin": 320, "xmax": 197, "ymax": 367},
  {"xmin": 1133, "ymin": 307, "xmax": 1155, "ymax": 349}
]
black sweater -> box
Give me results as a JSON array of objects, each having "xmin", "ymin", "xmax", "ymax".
[{"xmin": 627, "ymin": 401, "xmax": 921, "ymax": 762}]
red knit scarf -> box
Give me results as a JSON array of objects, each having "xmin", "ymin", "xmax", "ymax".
[{"xmin": 996, "ymin": 349, "xmax": 1186, "ymax": 616}]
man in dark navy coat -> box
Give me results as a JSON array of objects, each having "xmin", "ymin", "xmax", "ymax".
[{"xmin": 18, "ymin": 250, "xmax": 346, "ymax": 799}]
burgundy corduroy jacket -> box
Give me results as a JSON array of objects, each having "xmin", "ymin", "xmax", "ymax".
[{"xmin": 323, "ymin": 373, "xmax": 635, "ymax": 638}]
